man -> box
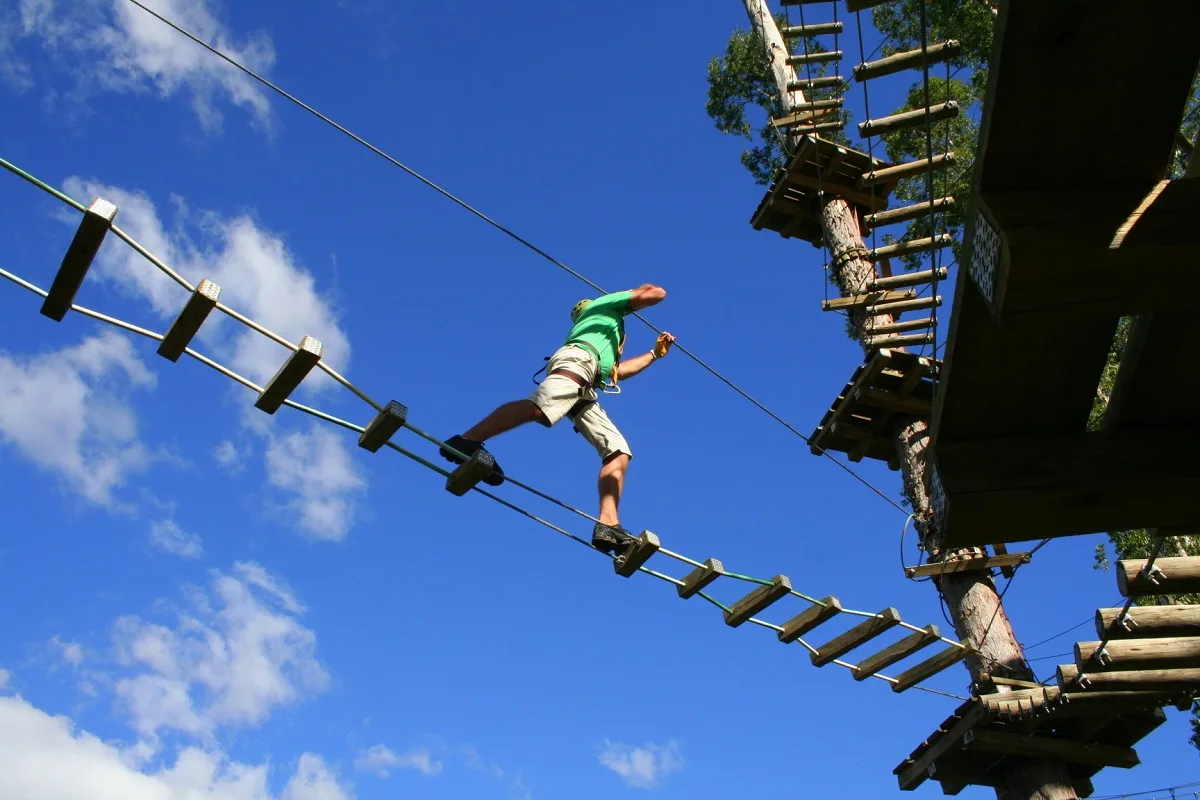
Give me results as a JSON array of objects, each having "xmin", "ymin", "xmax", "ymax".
[{"xmin": 440, "ymin": 283, "xmax": 674, "ymax": 557}]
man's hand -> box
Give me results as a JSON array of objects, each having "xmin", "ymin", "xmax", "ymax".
[
  {"xmin": 653, "ymin": 332, "xmax": 676, "ymax": 359},
  {"xmin": 614, "ymin": 333, "xmax": 677, "ymax": 382}
]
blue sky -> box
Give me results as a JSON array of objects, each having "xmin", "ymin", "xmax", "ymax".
[{"xmin": 0, "ymin": 1, "xmax": 1195, "ymax": 798}]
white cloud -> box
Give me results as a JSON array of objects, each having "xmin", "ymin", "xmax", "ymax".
[
  {"xmin": 19, "ymin": 0, "xmax": 275, "ymax": 133},
  {"xmin": 112, "ymin": 561, "xmax": 329, "ymax": 739},
  {"xmin": 0, "ymin": 668, "xmax": 9, "ymax": 690},
  {"xmin": 213, "ymin": 440, "xmax": 243, "ymax": 472},
  {"xmin": 598, "ymin": 740, "xmax": 683, "ymax": 789},
  {"xmin": 264, "ymin": 425, "xmax": 366, "ymax": 542},
  {"xmin": 354, "ymin": 744, "xmax": 442, "ymax": 779},
  {"xmin": 51, "ymin": 637, "xmax": 84, "ymax": 667},
  {"xmin": 0, "ymin": 331, "xmax": 158, "ymax": 508},
  {"xmin": 149, "ymin": 520, "xmax": 203, "ymax": 558},
  {"xmin": 0, "ymin": 695, "xmax": 354, "ymax": 800}
]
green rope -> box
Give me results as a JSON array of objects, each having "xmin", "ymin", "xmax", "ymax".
[
  {"xmin": 723, "ymin": 571, "xmax": 774, "ymax": 586},
  {"xmin": 0, "ymin": 156, "xmax": 86, "ymax": 213},
  {"xmin": 697, "ymin": 591, "xmax": 732, "ymax": 614}
]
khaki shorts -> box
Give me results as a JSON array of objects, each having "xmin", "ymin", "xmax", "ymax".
[{"xmin": 526, "ymin": 345, "xmax": 632, "ymax": 461}]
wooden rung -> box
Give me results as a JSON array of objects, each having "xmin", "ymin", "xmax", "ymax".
[
  {"xmin": 787, "ymin": 50, "xmax": 842, "ymax": 66},
  {"xmin": 811, "ymin": 607, "xmax": 901, "ymax": 666},
  {"xmin": 1058, "ymin": 663, "xmax": 1200, "ymax": 694},
  {"xmin": 854, "ymin": 386, "xmax": 931, "ymax": 415},
  {"xmin": 771, "ymin": 102, "xmax": 842, "ymax": 128},
  {"xmin": 863, "ymin": 331, "xmax": 935, "ymax": 349},
  {"xmin": 868, "ymin": 267, "xmax": 948, "ymax": 291},
  {"xmin": 868, "ymin": 295, "xmax": 942, "ymax": 316},
  {"xmin": 784, "ymin": 120, "xmax": 845, "ymax": 137},
  {"xmin": 445, "ymin": 449, "xmax": 496, "ymax": 496},
  {"xmin": 864, "ymin": 198, "xmax": 955, "ymax": 230},
  {"xmin": 891, "ymin": 640, "xmax": 974, "ymax": 692},
  {"xmin": 905, "ymin": 552, "xmax": 1031, "ymax": 579},
  {"xmin": 869, "ymin": 233, "xmax": 954, "ymax": 261},
  {"xmin": 1076, "ymin": 636, "xmax": 1200, "ymax": 672},
  {"xmin": 615, "ymin": 530, "xmax": 661, "ymax": 577},
  {"xmin": 677, "ymin": 558, "xmax": 724, "ymax": 598},
  {"xmin": 859, "ymin": 101, "xmax": 959, "ymax": 138},
  {"xmin": 787, "ymin": 76, "xmax": 844, "ymax": 91},
  {"xmin": 963, "ymin": 729, "xmax": 1139, "ymax": 770},
  {"xmin": 861, "ymin": 152, "xmax": 955, "ymax": 187},
  {"xmin": 1095, "ymin": 605, "xmax": 1200, "ymax": 640},
  {"xmin": 821, "ymin": 289, "xmax": 914, "ymax": 311},
  {"xmin": 255, "ymin": 336, "xmax": 322, "ymax": 414},
  {"xmin": 781, "ymin": 21, "xmax": 843, "ymax": 37},
  {"xmin": 1117, "ymin": 556, "xmax": 1200, "ymax": 597},
  {"xmin": 853, "ymin": 624, "xmax": 940, "ymax": 680},
  {"xmin": 40, "ymin": 197, "xmax": 118, "ymax": 322},
  {"xmin": 854, "ymin": 40, "xmax": 962, "ymax": 82},
  {"xmin": 865, "ymin": 317, "xmax": 934, "ymax": 336},
  {"xmin": 158, "ymin": 278, "xmax": 220, "ymax": 362},
  {"xmin": 359, "ymin": 400, "xmax": 408, "ymax": 452},
  {"xmin": 778, "ymin": 596, "xmax": 843, "ymax": 643},
  {"xmin": 724, "ymin": 575, "xmax": 792, "ymax": 628}
]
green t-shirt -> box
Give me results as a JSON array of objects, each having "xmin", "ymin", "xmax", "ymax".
[{"xmin": 563, "ymin": 290, "xmax": 632, "ymax": 381}]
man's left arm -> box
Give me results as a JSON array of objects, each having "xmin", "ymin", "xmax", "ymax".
[{"xmin": 615, "ymin": 333, "xmax": 675, "ymax": 381}]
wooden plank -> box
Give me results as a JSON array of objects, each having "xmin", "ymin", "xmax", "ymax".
[
  {"xmin": 723, "ymin": 575, "xmax": 791, "ymax": 628},
  {"xmin": 677, "ymin": 558, "xmax": 724, "ymax": 599},
  {"xmin": 868, "ymin": 295, "xmax": 941, "ymax": 316},
  {"xmin": 158, "ymin": 278, "xmax": 220, "ymax": 362},
  {"xmin": 781, "ymin": 21, "xmax": 842, "ymax": 37},
  {"xmin": 358, "ymin": 400, "xmax": 408, "ymax": 453},
  {"xmin": 445, "ymin": 449, "xmax": 498, "ymax": 497},
  {"xmin": 868, "ymin": 267, "xmax": 949, "ymax": 291},
  {"xmin": 861, "ymin": 152, "xmax": 955, "ymax": 188},
  {"xmin": 963, "ymin": 729, "xmax": 1139, "ymax": 770},
  {"xmin": 255, "ymin": 336, "xmax": 323, "ymax": 414},
  {"xmin": 40, "ymin": 197, "xmax": 118, "ymax": 322},
  {"xmin": 863, "ymin": 332, "xmax": 934, "ymax": 349},
  {"xmin": 894, "ymin": 701, "xmax": 988, "ymax": 791},
  {"xmin": 1076, "ymin": 637, "xmax": 1200, "ymax": 672},
  {"xmin": 864, "ymin": 317, "xmax": 934, "ymax": 336},
  {"xmin": 784, "ymin": 168, "xmax": 888, "ymax": 212},
  {"xmin": 855, "ymin": 40, "xmax": 962, "ymax": 82},
  {"xmin": 786, "ymin": 50, "xmax": 842, "ymax": 67},
  {"xmin": 1058, "ymin": 663, "xmax": 1200, "ymax": 695},
  {"xmin": 892, "ymin": 641, "xmax": 974, "ymax": 692},
  {"xmin": 853, "ymin": 624, "xmax": 940, "ymax": 680},
  {"xmin": 822, "ymin": 289, "xmax": 914, "ymax": 311},
  {"xmin": 1096, "ymin": 605, "xmax": 1200, "ymax": 640},
  {"xmin": 787, "ymin": 76, "xmax": 845, "ymax": 92},
  {"xmin": 870, "ymin": 234, "xmax": 952, "ymax": 262},
  {"xmin": 991, "ymin": 542, "xmax": 1016, "ymax": 579},
  {"xmin": 859, "ymin": 101, "xmax": 959, "ymax": 138},
  {"xmin": 810, "ymin": 607, "xmax": 901, "ymax": 666},
  {"xmin": 1118, "ymin": 556, "xmax": 1200, "ymax": 597},
  {"xmin": 855, "ymin": 387, "xmax": 931, "ymax": 416},
  {"xmin": 614, "ymin": 531, "xmax": 660, "ymax": 577},
  {"xmin": 905, "ymin": 552, "xmax": 1030, "ymax": 579},
  {"xmin": 778, "ymin": 596, "xmax": 843, "ymax": 643}
]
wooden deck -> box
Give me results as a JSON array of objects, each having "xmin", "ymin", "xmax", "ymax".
[{"xmin": 928, "ymin": 0, "xmax": 1200, "ymax": 549}]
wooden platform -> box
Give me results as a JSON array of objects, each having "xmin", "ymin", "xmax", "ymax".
[
  {"xmin": 893, "ymin": 685, "xmax": 1187, "ymax": 796},
  {"xmin": 750, "ymin": 134, "xmax": 894, "ymax": 245},
  {"xmin": 927, "ymin": 0, "xmax": 1200, "ymax": 549},
  {"xmin": 809, "ymin": 348, "xmax": 939, "ymax": 467}
]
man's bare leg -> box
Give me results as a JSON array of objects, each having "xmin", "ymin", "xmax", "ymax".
[
  {"xmin": 462, "ymin": 400, "xmax": 546, "ymax": 443},
  {"xmin": 597, "ymin": 452, "xmax": 630, "ymax": 526}
]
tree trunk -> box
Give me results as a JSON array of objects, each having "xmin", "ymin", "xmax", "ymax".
[{"xmin": 742, "ymin": 0, "xmax": 806, "ymax": 125}]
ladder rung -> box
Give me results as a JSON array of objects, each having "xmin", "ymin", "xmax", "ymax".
[
  {"xmin": 446, "ymin": 450, "xmax": 496, "ymax": 496},
  {"xmin": 864, "ymin": 197, "xmax": 955, "ymax": 230},
  {"xmin": 787, "ymin": 121, "xmax": 845, "ymax": 137},
  {"xmin": 859, "ymin": 101, "xmax": 959, "ymax": 139},
  {"xmin": 864, "ymin": 316, "xmax": 934, "ymax": 336},
  {"xmin": 868, "ymin": 295, "xmax": 942, "ymax": 316},
  {"xmin": 868, "ymin": 267, "xmax": 948, "ymax": 291},
  {"xmin": 811, "ymin": 607, "xmax": 901, "ymax": 666},
  {"xmin": 359, "ymin": 400, "xmax": 408, "ymax": 452},
  {"xmin": 158, "ymin": 278, "xmax": 221, "ymax": 362},
  {"xmin": 853, "ymin": 624, "xmax": 941, "ymax": 680},
  {"xmin": 870, "ymin": 234, "xmax": 954, "ymax": 261},
  {"xmin": 782, "ymin": 22, "xmax": 843, "ymax": 37},
  {"xmin": 41, "ymin": 197, "xmax": 118, "ymax": 322},
  {"xmin": 771, "ymin": 100, "xmax": 843, "ymax": 128},
  {"xmin": 787, "ymin": 50, "xmax": 843, "ymax": 66},
  {"xmin": 724, "ymin": 575, "xmax": 792, "ymax": 628},
  {"xmin": 255, "ymin": 335, "xmax": 323, "ymax": 415},
  {"xmin": 778, "ymin": 596, "xmax": 843, "ymax": 643},
  {"xmin": 863, "ymin": 331, "xmax": 936, "ymax": 350},
  {"xmin": 891, "ymin": 641, "xmax": 975, "ymax": 692},
  {"xmin": 787, "ymin": 76, "xmax": 844, "ymax": 92},
  {"xmin": 822, "ymin": 289, "xmax": 914, "ymax": 311},
  {"xmin": 677, "ymin": 558, "xmax": 724, "ymax": 598},
  {"xmin": 614, "ymin": 531, "xmax": 661, "ymax": 577},
  {"xmin": 854, "ymin": 40, "xmax": 962, "ymax": 82},
  {"xmin": 861, "ymin": 153, "xmax": 955, "ymax": 187}
]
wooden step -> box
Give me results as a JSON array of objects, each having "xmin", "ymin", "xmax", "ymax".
[
  {"xmin": 864, "ymin": 197, "xmax": 955, "ymax": 230},
  {"xmin": 782, "ymin": 120, "xmax": 845, "ymax": 137},
  {"xmin": 1117, "ymin": 556, "xmax": 1200, "ymax": 597},
  {"xmin": 1076, "ymin": 636, "xmax": 1200, "ymax": 672},
  {"xmin": 869, "ymin": 233, "xmax": 954, "ymax": 261},
  {"xmin": 865, "ymin": 317, "xmax": 934, "ymax": 336},
  {"xmin": 822, "ymin": 289, "xmax": 915, "ymax": 311},
  {"xmin": 359, "ymin": 400, "xmax": 408, "ymax": 452},
  {"xmin": 861, "ymin": 152, "xmax": 955, "ymax": 188},
  {"xmin": 778, "ymin": 596, "xmax": 843, "ymax": 643},
  {"xmin": 863, "ymin": 331, "xmax": 936, "ymax": 350},
  {"xmin": 867, "ymin": 295, "xmax": 942, "ymax": 316},
  {"xmin": 854, "ymin": 40, "xmax": 962, "ymax": 82},
  {"xmin": 158, "ymin": 278, "xmax": 220, "ymax": 362},
  {"xmin": 962, "ymin": 728, "xmax": 1139, "ymax": 770},
  {"xmin": 677, "ymin": 558, "xmax": 724, "ymax": 599},
  {"xmin": 1058, "ymin": 663, "xmax": 1200, "ymax": 694},
  {"xmin": 1096, "ymin": 605, "xmax": 1200, "ymax": 640},
  {"xmin": 446, "ymin": 449, "xmax": 498, "ymax": 496},
  {"xmin": 781, "ymin": 21, "xmax": 843, "ymax": 37},
  {"xmin": 859, "ymin": 101, "xmax": 960, "ymax": 138},
  {"xmin": 891, "ymin": 640, "xmax": 974, "ymax": 692},
  {"xmin": 787, "ymin": 76, "xmax": 844, "ymax": 92},
  {"xmin": 853, "ymin": 624, "xmax": 941, "ymax": 680},
  {"xmin": 614, "ymin": 531, "xmax": 661, "ymax": 577},
  {"xmin": 905, "ymin": 552, "xmax": 1031, "ymax": 579},
  {"xmin": 40, "ymin": 197, "xmax": 118, "ymax": 322},
  {"xmin": 724, "ymin": 575, "xmax": 791, "ymax": 628},
  {"xmin": 868, "ymin": 266, "xmax": 948, "ymax": 291},
  {"xmin": 255, "ymin": 335, "xmax": 323, "ymax": 414},
  {"xmin": 787, "ymin": 50, "xmax": 842, "ymax": 67},
  {"xmin": 771, "ymin": 101, "xmax": 843, "ymax": 129},
  {"xmin": 811, "ymin": 607, "xmax": 901, "ymax": 666}
]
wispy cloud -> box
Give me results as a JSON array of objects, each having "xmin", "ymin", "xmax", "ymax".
[
  {"xmin": 265, "ymin": 425, "xmax": 366, "ymax": 542},
  {"xmin": 50, "ymin": 636, "xmax": 84, "ymax": 667},
  {"xmin": 599, "ymin": 740, "xmax": 684, "ymax": 789},
  {"xmin": 355, "ymin": 744, "xmax": 443, "ymax": 779},
  {"xmin": 0, "ymin": 668, "xmax": 9, "ymax": 690},
  {"xmin": 213, "ymin": 439, "xmax": 244, "ymax": 473},
  {"xmin": 18, "ymin": 0, "xmax": 276, "ymax": 133},
  {"xmin": 148, "ymin": 519, "xmax": 203, "ymax": 558}
]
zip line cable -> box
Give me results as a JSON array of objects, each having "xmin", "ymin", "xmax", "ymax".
[
  {"xmin": 0, "ymin": 156, "xmax": 970, "ymax": 702},
  {"xmin": 118, "ymin": 0, "xmax": 909, "ymax": 516}
]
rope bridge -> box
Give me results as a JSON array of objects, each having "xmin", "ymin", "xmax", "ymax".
[{"xmin": 1, "ymin": 154, "xmax": 974, "ymax": 701}]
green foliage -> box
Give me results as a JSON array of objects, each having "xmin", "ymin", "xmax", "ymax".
[
  {"xmin": 872, "ymin": 0, "xmax": 996, "ymax": 98},
  {"xmin": 1170, "ymin": 73, "xmax": 1200, "ymax": 177}
]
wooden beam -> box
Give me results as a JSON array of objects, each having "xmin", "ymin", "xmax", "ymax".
[
  {"xmin": 869, "ymin": 233, "xmax": 953, "ymax": 261},
  {"xmin": 853, "ymin": 624, "xmax": 940, "ymax": 680},
  {"xmin": 854, "ymin": 387, "xmax": 931, "ymax": 416},
  {"xmin": 864, "ymin": 317, "xmax": 935, "ymax": 336},
  {"xmin": 1058, "ymin": 663, "xmax": 1200, "ymax": 694},
  {"xmin": 821, "ymin": 289, "xmax": 914, "ymax": 311},
  {"xmin": 255, "ymin": 336, "xmax": 322, "ymax": 414},
  {"xmin": 787, "ymin": 76, "xmax": 844, "ymax": 92},
  {"xmin": 905, "ymin": 552, "xmax": 1030, "ymax": 579},
  {"xmin": 963, "ymin": 728, "xmax": 1139, "ymax": 770},
  {"xmin": 1096, "ymin": 605, "xmax": 1200, "ymax": 640},
  {"xmin": 859, "ymin": 101, "xmax": 959, "ymax": 138},
  {"xmin": 677, "ymin": 558, "xmax": 724, "ymax": 599},
  {"xmin": 868, "ymin": 267, "xmax": 949, "ymax": 291},
  {"xmin": 786, "ymin": 50, "xmax": 843, "ymax": 67},
  {"xmin": 854, "ymin": 40, "xmax": 962, "ymax": 82},
  {"xmin": 614, "ymin": 531, "xmax": 661, "ymax": 577},
  {"xmin": 867, "ymin": 295, "xmax": 942, "ymax": 316},
  {"xmin": 41, "ymin": 197, "xmax": 118, "ymax": 322},
  {"xmin": 861, "ymin": 152, "xmax": 955, "ymax": 188},
  {"xmin": 810, "ymin": 607, "xmax": 900, "ymax": 666},
  {"xmin": 724, "ymin": 575, "xmax": 791, "ymax": 628},
  {"xmin": 894, "ymin": 701, "xmax": 988, "ymax": 790},
  {"xmin": 445, "ymin": 449, "xmax": 497, "ymax": 497},
  {"xmin": 863, "ymin": 331, "xmax": 935, "ymax": 350},
  {"xmin": 1118, "ymin": 556, "xmax": 1200, "ymax": 597},
  {"xmin": 158, "ymin": 278, "xmax": 220, "ymax": 362},
  {"xmin": 892, "ymin": 641, "xmax": 974, "ymax": 692},
  {"xmin": 358, "ymin": 400, "xmax": 408, "ymax": 452},
  {"xmin": 1076, "ymin": 636, "xmax": 1200, "ymax": 672},
  {"xmin": 781, "ymin": 21, "xmax": 842, "ymax": 37},
  {"xmin": 778, "ymin": 596, "xmax": 842, "ymax": 643}
]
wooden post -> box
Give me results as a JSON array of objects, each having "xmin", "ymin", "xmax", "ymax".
[
  {"xmin": 1096, "ymin": 605, "xmax": 1200, "ymax": 639},
  {"xmin": 1117, "ymin": 556, "xmax": 1200, "ymax": 597}
]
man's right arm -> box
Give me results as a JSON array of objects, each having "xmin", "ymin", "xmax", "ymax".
[{"xmin": 627, "ymin": 283, "xmax": 666, "ymax": 311}]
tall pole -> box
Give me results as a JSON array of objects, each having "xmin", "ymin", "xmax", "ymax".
[{"xmin": 743, "ymin": 5, "xmax": 1077, "ymax": 799}]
